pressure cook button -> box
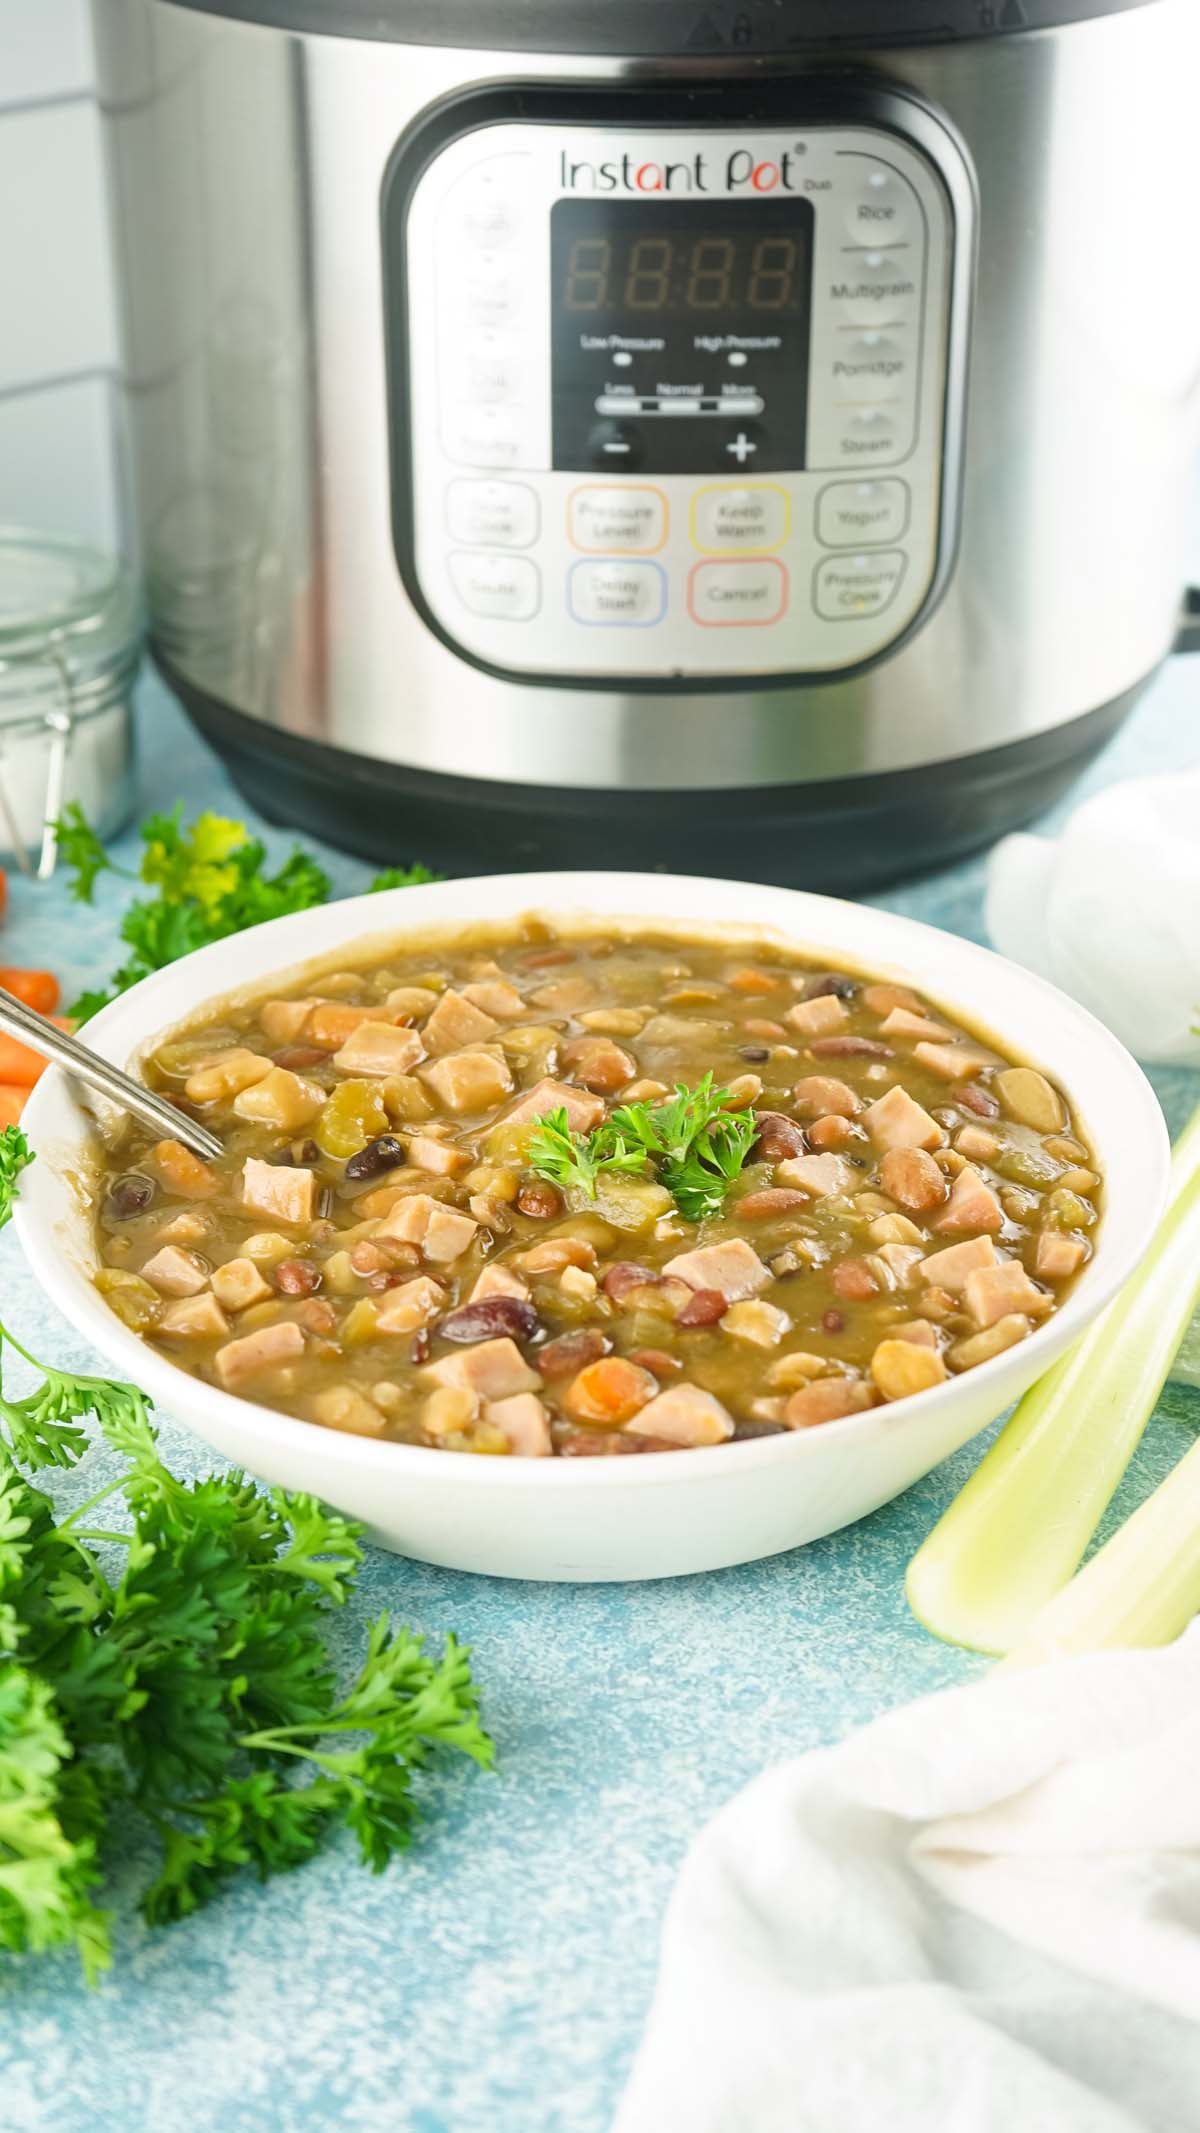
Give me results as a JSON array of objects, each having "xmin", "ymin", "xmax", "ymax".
[
  {"xmin": 688, "ymin": 559, "xmax": 788, "ymax": 628},
  {"xmin": 845, "ymin": 169, "xmax": 911, "ymax": 248},
  {"xmin": 691, "ymin": 484, "xmax": 790, "ymax": 554},
  {"xmin": 568, "ymin": 560, "xmax": 666, "ymax": 626},
  {"xmin": 813, "ymin": 550, "xmax": 907, "ymax": 621},
  {"xmin": 816, "ymin": 479, "xmax": 910, "ymax": 549},
  {"xmin": 446, "ymin": 480, "xmax": 539, "ymax": 550},
  {"xmin": 568, "ymin": 486, "xmax": 666, "ymax": 553},
  {"xmin": 588, "ymin": 419, "xmax": 644, "ymax": 471},
  {"xmin": 449, "ymin": 552, "xmax": 540, "ymax": 621}
]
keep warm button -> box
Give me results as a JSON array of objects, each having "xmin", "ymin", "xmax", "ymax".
[{"xmin": 814, "ymin": 550, "xmax": 907, "ymax": 621}]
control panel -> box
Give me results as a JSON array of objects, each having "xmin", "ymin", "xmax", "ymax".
[{"xmin": 390, "ymin": 103, "xmax": 968, "ymax": 684}]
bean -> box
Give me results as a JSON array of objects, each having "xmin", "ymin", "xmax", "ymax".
[
  {"xmin": 803, "ymin": 973, "xmax": 859, "ymax": 1001},
  {"xmin": 732, "ymin": 1417, "xmax": 787, "ymax": 1440},
  {"xmin": 538, "ymin": 1328, "xmax": 611, "ymax": 1378},
  {"xmin": 736, "ymin": 1188, "xmax": 809, "ymax": 1220},
  {"xmin": 344, "ymin": 1133, "xmax": 407, "ymax": 1181},
  {"xmin": 105, "ymin": 1172, "xmax": 156, "ymax": 1220},
  {"xmin": 436, "ymin": 1296, "xmax": 539, "ymax": 1344},
  {"xmin": 676, "ymin": 1288, "xmax": 727, "ymax": 1327},
  {"xmin": 272, "ymin": 1046, "xmax": 328, "ymax": 1071},
  {"xmin": 627, "ymin": 1348, "xmax": 683, "ymax": 1378},
  {"xmin": 822, "ymin": 1307, "xmax": 845, "ymax": 1333},
  {"xmin": 751, "ymin": 1109, "xmax": 807, "ymax": 1162},
  {"xmin": 274, "ymin": 1259, "xmax": 322, "ymax": 1296},
  {"xmin": 516, "ymin": 1177, "xmax": 565, "ymax": 1220},
  {"xmin": 959, "ymin": 1084, "xmax": 1000, "ymax": 1119},
  {"xmin": 809, "ymin": 1035, "xmax": 892, "ymax": 1059},
  {"xmin": 602, "ymin": 1261, "xmax": 657, "ymax": 1301},
  {"xmin": 558, "ymin": 1431, "xmax": 674, "ymax": 1458},
  {"xmin": 739, "ymin": 1046, "xmax": 770, "ymax": 1063}
]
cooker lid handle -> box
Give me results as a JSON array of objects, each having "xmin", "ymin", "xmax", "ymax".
[{"xmin": 1174, "ymin": 588, "xmax": 1200, "ymax": 657}]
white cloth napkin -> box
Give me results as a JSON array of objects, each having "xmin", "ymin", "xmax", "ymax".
[
  {"xmin": 985, "ymin": 770, "xmax": 1200, "ymax": 1067},
  {"xmin": 615, "ymin": 1630, "xmax": 1200, "ymax": 2133}
]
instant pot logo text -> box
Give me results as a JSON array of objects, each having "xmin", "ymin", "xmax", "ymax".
[{"xmin": 559, "ymin": 148, "xmax": 803, "ymax": 195}]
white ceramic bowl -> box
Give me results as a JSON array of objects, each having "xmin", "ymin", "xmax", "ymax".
[{"xmin": 16, "ymin": 871, "xmax": 1169, "ymax": 1582}]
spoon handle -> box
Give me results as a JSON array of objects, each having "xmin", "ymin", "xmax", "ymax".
[{"xmin": 0, "ymin": 988, "xmax": 223, "ymax": 1163}]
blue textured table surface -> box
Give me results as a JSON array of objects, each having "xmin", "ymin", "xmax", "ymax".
[{"xmin": 2, "ymin": 666, "xmax": 1197, "ymax": 2133}]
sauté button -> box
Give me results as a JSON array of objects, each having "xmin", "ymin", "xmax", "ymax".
[
  {"xmin": 568, "ymin": 560, "xmax": 666, "ymax": 626},
  {"xmin": 813, "ymin": 550, "xmax": 906, "ymax": 620},
  {"xmin": 688, "ymin": 559, "xmax": 787, "ymax": 627},
  {"xmin": 449, "ymin": 552, "xmax": 540, "ymax": 621},
  {"xmin": 816, "ymin": 479, "xmax": 909, "ymax": 548},
  {"xmin": 446, "ymin": 480, "xmax": 539, "ymax": 550},
  {"xmin": 569, "ymin": 486, "xmax": 666, "ymax": 553},
  {"xmin": 691, "ymin": 485, "xmax": 790, "ymax": 554}
]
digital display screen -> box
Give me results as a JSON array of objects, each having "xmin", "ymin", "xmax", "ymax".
[{"xmin": 550, "ymin": 197, "xmax": 814, "ymax": 475}]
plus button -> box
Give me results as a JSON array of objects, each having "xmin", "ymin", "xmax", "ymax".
[{"xmin": 726, "ymin": 430, "xmax": 758, "ymax": 465}]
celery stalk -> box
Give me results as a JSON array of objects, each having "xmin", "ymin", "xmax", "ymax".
[
  {"xmin": 906, "ymin": 1102, "xmax": 1200, "ymax": 1656},
  {"xmin": 1008, "ymin": 1432, "xmax": 1200, "ymax": 1664}
]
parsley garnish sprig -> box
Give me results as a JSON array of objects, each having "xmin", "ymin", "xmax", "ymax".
[
  {"xmin": 0, "ymin": 1129, "xmax": 490, "ymax": 1980},
  {"xmin": 529, "ymin": 1073, "xmax": 757, "ymax": 1224}
]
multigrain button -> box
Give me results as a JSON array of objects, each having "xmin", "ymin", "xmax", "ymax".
[
  {"xmin": 449, "ymin": 551, "xmax": 540, "ymax": 620},
  {"xmin": 691, "ymin": 485, "xmax": 790, "ymax": 554},
  {"xmin": 688, "ymin": 559, "xmax": 787, "ymax": 628},
  {"xmin": 446, "ymin": 480, "xmax": 539, "ymax": 550},
  {"xmin": 569, "ymin": 486, "xmax": 666, "ymax": 553},
  {"xmin": 816, "ymin": 479, "xmax": 909, "ymax": 548},
  {"xmin": 813, "ymin": 550, "xmax": 906, "ymax": 620},
  {"xmin": 568, "ymin": 560, "xmax": 666, "ymax": 626}
]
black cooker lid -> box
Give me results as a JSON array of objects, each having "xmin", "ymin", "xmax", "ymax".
[{"xmin": 166, "ymin": 0, "xmax": 1162, "ymax": 54}]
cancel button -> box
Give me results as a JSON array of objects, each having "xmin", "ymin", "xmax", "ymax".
[
  {"xmin": 689, "ymin": 559, "xmax": 788, "ymax": 627},
  {"xmin": 814, "ymin": 550, "xmax": 907, "ymax": 621}
]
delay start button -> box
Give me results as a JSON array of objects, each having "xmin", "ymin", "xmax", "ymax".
[
  {"xmin": 569, "ymin": 559, "xmax": 666, "ymax": 626},
  {"xmin": 813, "ymin": 550, "xmax": 907, "ymax": 621}
]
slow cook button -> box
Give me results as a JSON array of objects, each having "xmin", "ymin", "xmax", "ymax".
[
  {"xmin": 813, "ymin": 550, "xmax": 907, "ymax": 621},
  {"xmin": 691, "ymin": 484, "xmax": 790, "ymax": 554},
  {"xmin": 449, "ymin": 551, "xmax": 540, "ymax": 621},
  {"xmin": 568, "ymin": 486, "xmax": 667, "ymax": 553},
  {"xmin": 688, "ymin": 559, "xmax": 788, "ymax": 628},
  {"xmin": 568, "ymin": 560, "xmax": 666, "ymax": 626},
  {"xmin": 446, "ymin": 479, "xmax": 539, "ymax": 550},
  {"xmin": 816, "ymin": 479, "xmax": 909, "ymax": 548}
]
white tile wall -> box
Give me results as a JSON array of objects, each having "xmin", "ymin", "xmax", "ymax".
[{"xmin": 0, "ymin": 0, "xmax": 124, "ymax": 550}]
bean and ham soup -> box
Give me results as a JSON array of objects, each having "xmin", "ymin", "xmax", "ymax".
[{"xmin": 93, "ymin": 925, "xmax": 1101, "ymax": 1457}]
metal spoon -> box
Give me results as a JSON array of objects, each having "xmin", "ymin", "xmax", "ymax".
[{"xmin": 0, "ymin": 986, "xmax": 223, "ymax": 1163}]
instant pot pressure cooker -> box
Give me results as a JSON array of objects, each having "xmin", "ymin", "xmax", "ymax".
[{"xmin": 95, "ymin": 0, "xmax": 1200, "ymax": 886}]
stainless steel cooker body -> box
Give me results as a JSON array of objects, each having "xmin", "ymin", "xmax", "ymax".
[{"xmin": 94, "ymin": 0, "xmax": 1200, "ymax": 883}]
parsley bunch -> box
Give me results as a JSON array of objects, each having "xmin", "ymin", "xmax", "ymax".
[
  {"xmin": 0, "ymin": 1130, "xmax": 490, "ymax": 1980},
  {"xmin": 529, "ymin": 1073, "xmax": 757, "ymax": 1224},
  {"xmin": 56, "ymin": 805, "xmax": 439, "ymax": 1022}
]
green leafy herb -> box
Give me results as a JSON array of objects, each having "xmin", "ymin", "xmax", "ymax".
[
  {"xmin": 528, "ymin": 1074, "xmax": 756, "ymax": 1222},
  {"xmin": 54, "ymin": 805, "xmax": 440, "ymax": 1021},
  {"xmin": 0, "ymin": 1130, "xmax": 491, "ymax": 1978},
  {"xmin": 368, "ymin": 863, "xmax": 442, "ymax": 893}
]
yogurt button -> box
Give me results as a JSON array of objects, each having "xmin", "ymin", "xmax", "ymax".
[{"xmin": 816, "ymin": 479, "xmax": 909, "ymax": 548}]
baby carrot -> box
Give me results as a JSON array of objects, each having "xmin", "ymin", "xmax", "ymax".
[
  {"xmin": 0, "ymin": 1085, "xmax": 27, "ymax": 1129},
  {"xmin": 0, "ymin": 1016, "xmax": 69, "ymax": 1087},
  {"xmin": 0, "ymin": 968, "xmax": 60, "ymax": 1014}
]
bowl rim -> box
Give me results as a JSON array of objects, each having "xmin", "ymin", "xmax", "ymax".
[{"xmin": 14, "ymin": 868, "xmax": 1171, "ymax": 1491}]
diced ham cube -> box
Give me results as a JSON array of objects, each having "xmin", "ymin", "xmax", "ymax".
[
  {"xmin": 955, "ymin": 1124, "xmax": 1001, "ymax": 1164},
  {"xmin": 878, "ymin": 1007, "xmax": 954, "ymax": 1042},
  {"xmin": 422, "ymin": 988, "xmax": 499, "ymax": 1055},
  {"xmin": 377, "ymin": 1192, "xmax": 479, "ymax": 1263},
  {"xmin": 374, "ymin": 1274, "xmax": 447, "ymax": 1333},
  {"xmin": 139, "ymin": 1245, "xmax": 210, "ymax": 1297},
  {"xmin": 792, "ymin": 1075, "xmax": 861, "ymax": 1119},
  {"xmin": 158, "ymin": 1292, "xmax": 230, "ymax": 1339},
  {"xmin": 242, "ymin": 1158, "xmax": 317, "ymax": 1226},
  {"xmin": 213, "ymin": 1318, "xmax": 305, "ymax": 1387},
  {"xmin": 879, "ymin": 1147, "xmax": 947, "ymax": 1214},
  {"xmin": 624, "ymin": 1383, "xmax": 734, "ymax": 1446},
  {"xmin": 663, "ymin": 1236, "xmax": 770, "ymax": 1302},
  {"xmin": 312, "ymin": 1385, "xmax": 389, "ymax": 1437},
  {"xmin": 863, "ymin": 1085, "xmax": 944, "ymax": 1153},
  {"xmin": 964, "ymin": 1259, "xmax": 1053, "ymax": 1329},
  {"xmin": 259, "ymin": 998, "xmax": 319, "ymax": 1044},
  {"xmin": 784, "ymin": 1376, "xmax": 877, "ymax": 1428},
  {"xmin": 912, "ymin": 1041, "xmax": 991, "ymax": 1082},
  {"xmin": 874, "ymin": 1242, "xmax": 925, "ymax": 1288},
  {"xmin": 425, "ymin": 1336, "xmax": 542, "ymax": 1401},
  {"xmin": 1035, "ymin": 1230, "xmax": 1088, "ymax": 1281},
  {"xmin": 462, "ymin": 980, "xmax": 526, "ymax": 1019},
  {"xmin": 935, "ymin": 1164, "xmax": 1003, "ymax": 1235},
  {"xmin": 471, "ymin": 1263, "xmax": 531, "ymax": 1303},
  {"xmin": 332, "ymin": 1022, "xmax": 426, "ymax": 1077},
  {"xmin": 775, "ymin": 1152, "xmax": 851, "ymax": 1198},
  {"xmin": 889, "ymin": 1319, "xmax": 939, "ymax": 1350},
  {"xmin": 559, "ymin": 1035, "xmax": 636, "ymax": 1094},
  {"xmin": 152, "ymin": 1211, "xmax": 209, "ymax": 1246},
  {"xmin": 233, "ymin": 1066, "xmax": 325, "ymax": 1128},
  {"xmin": 501, "ymin": 1077, "xmax": 606, "ymax": 1134},
  {"xmin": 918, "ymin": 1235, "xmax": 998, "ymax": 1291},
  {"xmin": 785, "ymin": 994, "xmax": 848, "ymax": 1038},
  {"xmin": 211, "ymin": 1257, "xmax": 275, "ymax": 1312},
  {"xmin": 484, "ymin": 1392, "xmax": 552, "ymax": 1457},
  {"xmin": 307, "ymin": 1002, "xmax": 392, "ymax": 1050},
  {"xmin": 421, "ymin": 1049, "xmax": 514, "ymax": 1113},
  {"xmin": 406, "ymin": 1134, "xmax": 468, "ymax": 1175},
  {"xmin": 722, "ymin": 1299, "xmax": 790, "ymax": 1347},
  {"xmin": 150, "ymin": 1139, "xmax": 217, "ymax": 1199}
]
